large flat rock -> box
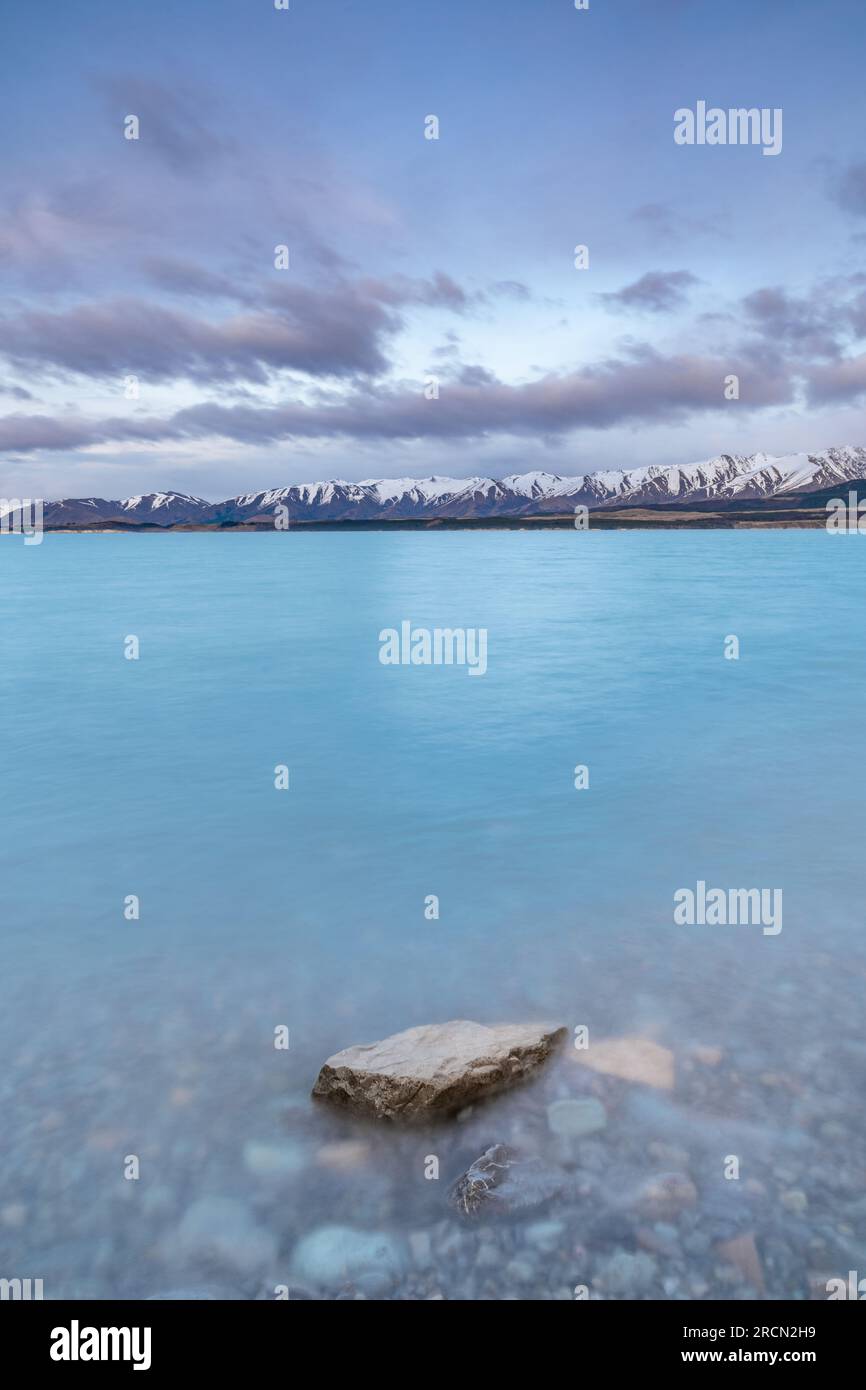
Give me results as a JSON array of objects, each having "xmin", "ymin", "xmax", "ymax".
[{"xmin": 311, "ymin": 1019, "xmax": 566, "ymax": 1120}]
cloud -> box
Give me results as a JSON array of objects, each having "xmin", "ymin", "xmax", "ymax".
[
  {"xmin": 807, "ymin": 354, "xmax": 866, "ymax": 405},
  {"xmin": 96, "ymin": 76, "xmax": 233, "ymax": 174},
  {"xmin": 141, "ymin": 257, "xmax": 252, "ymax": 302},
  {"xmin": 0, "ymin": 347, "xmax": 793, "ymax": 453},
  {"xmin": 599, "ymin": 270, "xmax": 699, "ymax": 314},
  {"xmin": 831, "ymin": 162, "xmax": 866, "ymax": 216},
  {"xmin": 488, "ymin": 280, "xmax": 532, "ymax": 302},
  {"xmin": 630, "ymin": 202, "xmax": 723, "ymax": 242},
  {"xmin": 740, "ymin": 282, "xmax": 861, "ymax": 360},
  {"xmin": 0, "ymin": 266, "xmax": 495, "ymax": 388},
  {"xmin": 0, "ymin": 272, "xmax": 478, "ymax": 385}
]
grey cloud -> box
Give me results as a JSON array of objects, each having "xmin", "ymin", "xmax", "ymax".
[
  {"xmin": 807, "ymin": 354, "xmax": 866, "ymax": 405},
  {"xmin": 741, "ymin": 284, "xmax": 846, "ymax": 360},
  {"xmin": 97, "ymin": 76, "xmax": 232, "ymax": 174},
  {"xmin": 489, "ymin": 280, "xmax": 532, "ymax": 302},
  {"xmin": 141, "ymin": 257, "xmax": 252, "ymax": 302},
  {"xmin": 630, "ymin": 202, "xmax": 723, "ymax": 242},
  {"xmin": 0, "ymin": 349, "xmax": 793, "ymax": 453},
  {"xmin": 356, "ymin": 272, "xmax": 472, "ymax": 312},
  {"xmin": 0, "ymin": 273, "xmax": 480, "ymax": 385},
  {"xmin": 599, "ymin": 270, "xmax": 699, "ymax": 314},
  {"xmin": 0, "ymin": 291, "xmax": 397, "ymax": 384},
  {"xmin": 453, "ymin": 364, "xmax": 499, "ymax": 387},
  {"xmin": 831, "ymin": 162, "xmax": 866, "ymax": 216}
]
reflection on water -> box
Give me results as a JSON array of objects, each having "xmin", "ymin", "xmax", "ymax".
[{"xmin": 1, "ymin": 531, "xmax": 864, "ymax": 1299}]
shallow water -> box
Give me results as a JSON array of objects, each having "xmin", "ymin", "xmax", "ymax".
[{"xmin": 1, "ymin": 530, "xmax": 864, "ymax": 1299}]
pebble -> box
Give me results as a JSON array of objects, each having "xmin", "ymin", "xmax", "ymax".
[
  {"xmin": 315, "ymin": 1140, "xmax": 371, "ymax": 1173},
  {"xmin": 506, "ymin": 1257, "xmax": 537, "ymax": 1285},
  {"xmin": 599, "ymin": 1249, "xmax": 658, "ymax": 1296},
  {"xmin": 173, "ymin": 1196, "xmax": 278, "ymax": 1276},
  {"xmin": 243, "ymin": 1139, "xmax": 307, "ymax": 1179},
  {"xmin": 0, "ymin": 1203, "xmax": 28, "ymax": 1229},
  {"xmin": 291, "ymin": 1225, "xmax": 407, "ymax": 1295},
  {"xmin": 632, "ymin": 1171, "xmax": 698, "ymax": 1220},
  {"xmin": 408, "ymin": 1230, "xmax": 433, "ymax": 1268},
  {"xmin": 524, "ymin": 1218, "xmax": 566, "ymax": 1253},
  {"xmin": 781, "ymin": 1189, "xmax": 808, "ymax": 1214},
  {"xmin": 547, "ymin": 1098, "xmax": 607, "ymax": 1138}
]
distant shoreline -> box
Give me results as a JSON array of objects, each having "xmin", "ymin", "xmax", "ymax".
[{"xmin": 23, "ymin": 508, "xmax": 836, "ymax": 533}]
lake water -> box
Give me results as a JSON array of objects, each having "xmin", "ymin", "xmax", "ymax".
[{"xmin": 1, "ymin": 530, "xmax": 864, "ymax": 1300}]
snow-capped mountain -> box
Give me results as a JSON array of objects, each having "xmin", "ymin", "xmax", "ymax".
[
  {"xmin": 32, "ymin": 492, "xmax": 211, "ymax": 525},
  {"xmin": 9, "ymin": 447, "xmax": 866, "ymax": 528}
]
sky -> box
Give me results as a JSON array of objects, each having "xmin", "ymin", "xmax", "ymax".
[{"xmin": 2, "ymin": 0, "xmax": 866, "ymax": 501}]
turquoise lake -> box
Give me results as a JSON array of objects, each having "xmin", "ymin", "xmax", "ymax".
[{"xmin": 1, "ymin": 530, "xmax": 864, "ymax": 1299}]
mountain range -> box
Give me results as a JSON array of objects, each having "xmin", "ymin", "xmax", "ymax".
[{"xmin": 5, "ymin": 446, "xmax": 866, "ymax": 529}]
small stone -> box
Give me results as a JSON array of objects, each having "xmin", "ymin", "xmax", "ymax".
[
  {"xmin": 174, "ymin": 1197, "xmax": 277, "ymax": 1276},
  {"xmin": 781, "ymin": 1189, "xmax": 808, "ymax": 1215},
  {"xmin": 820, "ymin": 1121, "xmax": 848, "ymax": 1143},
  {"xmin": 573, "ymin": 1036, "xmax": 675, "ymax": 1091},
  {"xmin": 316, "ymin": 1140, "xmax": 371, "ymax": 1173},
  {"xmin": 683, "ymin": 1231, "xmax": 711, "ymax": 1257},
  {"xmin": 524, "ymin": 1219, "xmax": 566, "ymax": 1253},
  {"xmin": 637, "ymin": 1222, "xmax": 680, "ymax": 1256},
  {"xmin": 291, "ymin": 1225, "xmax": 407, "ymax": 1296},
  {"xmin": 632, "ymin": 1172, "xmax": 697, "ymax": 1221},
  {"xmin": 547, "ymin": 1097, "xmax": 607, "ymax": 1137},
  {"xmin": 773, "ymin": 1165, "xmax": 797, "ymax": 1184},
  {"xmin": 599, "ymin": 1249, "xmax": 658, "ymax": 1295},
  {"xmin": 449, "ymin": 1144, "xmax": 566, "ymax": 1217},
  {"xmin": 648, "ymin": 1140, "xmax": 690, "ymax": 1168},
  {"xmin": 408, "ymin": 1230, "xmax": 433, "ymax": 1268},
  {"xmin": 506, "ymin": 1257, "xmax": 537, "ymax": 1284},
  {"xmin": 475, "ymin": 1243, "xmax": 500, "ymax": 1271},
  {"xmin": 715, "ymin": 1231, "xmax": 765, "ymax": 1292},
  {"xmin": 243, "ymin": 1139, "xmax": 306, "ymax": 1179},
  {"xmin": 0, "ymin": 1204, "xmax": 28, "ymax": 1229}
]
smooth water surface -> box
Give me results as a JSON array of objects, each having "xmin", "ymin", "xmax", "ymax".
[{"xmin": 1, "ymin": 531, "xmax": 864, "ymax": 1299}]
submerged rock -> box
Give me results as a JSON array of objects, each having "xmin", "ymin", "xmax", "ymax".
[
  {"xmin": 715, "ymin": 1231, "xmax": 765, "ymax": 1292},
  {"xmin": 291, "ymin": 1225, "xmax": 407, "ymax": 1295},
  {"xmin": 243, "ymin": 1139, "xmax": 307, "ymax": 1179},
  {"xmin": 312, "ymin": 1019, "xmax": 566, "ymax": 1120},
  {"xmin": 449, "ymin": 1143, "xmax": 566, "ymax": 1218},
  {"xmin": 547, "ymin": 1097, "xmax": 607, "ymax": 1137},
  {"xmin": 572, "ymin": 1036, "xmax": 675, "ymax": 1091},
  {"xmin": 599, "ymin": 1249, "xmax": 658, "ymax": 1296},
  {"xmin": 172, "ymin": 1196, "xmax": 277, "ymax": 1276},
  {"xmin": 630, "ymin": 1171, "xmax": 698, "ymax": 1221}
]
